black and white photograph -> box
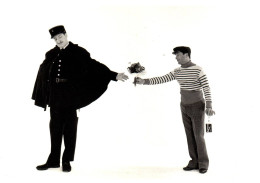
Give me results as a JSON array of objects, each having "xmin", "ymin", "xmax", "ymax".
[{"xmin": 0, "ymin": 0, "xmax": 259, "ymax": 182}]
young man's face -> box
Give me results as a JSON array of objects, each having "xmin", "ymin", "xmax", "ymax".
[
  {"xmin": 174, "ymin": 51, "xmax": 190, "ymax": 65},
  {"xmin": 53, "ymin": 33, "xmax": 69, "ymax": 49}
]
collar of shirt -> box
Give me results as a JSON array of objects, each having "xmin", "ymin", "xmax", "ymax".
[{"xmin": 181, "ymin": 61, "xmax": 196, "ymax": 68}]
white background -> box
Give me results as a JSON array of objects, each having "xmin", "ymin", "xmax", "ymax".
[{"xmin": 0, "ymin": 0, "xmax": 259, "ymax": 182}]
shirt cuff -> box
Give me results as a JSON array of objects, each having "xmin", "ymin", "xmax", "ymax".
[
  {"xmin": 206, "ymin": 101, "xmax": 212, "ymax": 108},
  {"xmin": 144, "ymin": 79, "xmax": 150, "ymax": 85}
]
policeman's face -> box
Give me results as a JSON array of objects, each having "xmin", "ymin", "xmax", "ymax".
[
  {"xmin": 174, "ymin": 51, "xmax": 190, "ymax": 65},
  {"xmin": 53, "ymin": 33, "xmax": 69, "ymax": 49}
]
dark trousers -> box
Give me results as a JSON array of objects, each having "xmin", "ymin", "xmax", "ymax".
[
  {"xmin": 180, "ymin": 101, "xmax": 209, "ymax": 169},
  {"xmin": 47, "ymin": 107, "xmax": 78, "ymax": 165}
]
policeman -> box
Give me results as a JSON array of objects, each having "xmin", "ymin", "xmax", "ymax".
[{"xmin": 32, "ymin": 25, "xmax": 128, "ymax": 172}]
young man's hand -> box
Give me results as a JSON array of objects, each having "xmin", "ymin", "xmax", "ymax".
[
  {"xmin": 135, "ymin": 77, "xmax": 145, "ymax": 85},
  {"xmin": 206, "ymin": 108, "xmax": 215, "ymax": 116}
]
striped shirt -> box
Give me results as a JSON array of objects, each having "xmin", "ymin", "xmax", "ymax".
[{"xmin": 145, "ymin": 65, "xmax": 212, "ymax": 103}]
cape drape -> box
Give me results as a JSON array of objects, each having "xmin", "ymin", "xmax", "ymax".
[{"xmin": 32, "ymin": 42, "xmax": 118, "ymax": 110}]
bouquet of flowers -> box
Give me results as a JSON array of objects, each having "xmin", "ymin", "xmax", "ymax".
[{"xmin": 127, "ymin": 62, "xmax": 146, "ymax": 86}]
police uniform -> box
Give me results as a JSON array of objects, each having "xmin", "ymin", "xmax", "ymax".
[{"xmin": 32, "ymin": 25, "xmax": 119, "ymax": 171}]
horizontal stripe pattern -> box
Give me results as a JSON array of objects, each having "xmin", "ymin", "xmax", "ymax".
[
  {"xmin": 147, "ymin": 65, "xmax": 212, "ymax": 102},
  {"xmin": 149, "ymin": 72, "xmax": 175, "ymax": 85}
]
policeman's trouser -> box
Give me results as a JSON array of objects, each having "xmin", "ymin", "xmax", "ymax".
[{"xmin": 47, "ymin": 107, "xmax": 78, "ymax": 164}]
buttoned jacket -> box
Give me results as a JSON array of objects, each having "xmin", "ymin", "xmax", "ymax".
[{"xmin": 32, "ymin": 42, "xmax": 118, "ymax": 110}]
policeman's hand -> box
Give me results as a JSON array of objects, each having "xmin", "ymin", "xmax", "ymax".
[
  {"xmin": 135, "ymin": 77, "xmax": 145, "ymax": 85},
  {"xmin": 116, "ymin": 73, "xmax": 129, "ymax": 82},
  {"xmin": 206, "ymin": 108, "xmax": 215, "ymax": 116}
]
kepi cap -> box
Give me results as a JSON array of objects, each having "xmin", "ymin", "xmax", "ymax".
[{"xmin": 49, "ymin": 25, "xmax": 66, "ymax": 38}]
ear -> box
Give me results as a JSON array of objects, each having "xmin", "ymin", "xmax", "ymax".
[{"xmin": 184, "ymin": 53, "xmax": 189, "ymax": 58}]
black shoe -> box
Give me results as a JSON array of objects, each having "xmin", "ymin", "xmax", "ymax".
[
  {"xmin": 183, "ymin": 166, "xmax": 199, "ymax": 171},
  {"xmin": 199, "ymin": 168, "xmax": 207, "ymax": 174},
  {"xmin": 62, "ymin": 162, "xmax": 71, "ymax": 172},
  {"xmin": 36, "ymin": 163, "xmax": 60, "ymax": 170}
]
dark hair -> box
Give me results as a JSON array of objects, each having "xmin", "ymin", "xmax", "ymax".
[{"xmin": 173, "ymin": 46, "xmax": 191, "ymax": 58}]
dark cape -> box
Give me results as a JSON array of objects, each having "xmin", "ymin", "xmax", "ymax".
[{"xmin": 32, "ymin": 42, "xmax": 118, "ymax": 110}]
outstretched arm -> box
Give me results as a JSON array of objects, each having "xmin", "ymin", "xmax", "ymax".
[{"xmin": 135, "ymin": 72, "xmax": 175, "ymax": 85}]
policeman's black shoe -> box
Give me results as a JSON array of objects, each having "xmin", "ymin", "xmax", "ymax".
[
  {"xmin": 36, "ymin": 163, "xmax": 60, "ymax": 170},
  {"xmin": 199, "ymin": 168, "xmax": 207, "ymax": 174},
  {"xmin": 62, "ymin": 162, "xmax": 71, "ymax": 172},
  {"xmin": 183, "ymin": 166, "xmax": 199, "ymax": 171}
]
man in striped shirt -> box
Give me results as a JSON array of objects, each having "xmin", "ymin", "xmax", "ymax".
[{"xmin": 136, "ymin": 46, "xmax": 215, "ymax": 174}]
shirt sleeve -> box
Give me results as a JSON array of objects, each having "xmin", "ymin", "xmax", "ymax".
[
  {"xmin": 198, "ymin": 69, "xmax": 212, "ymax": 108},
  {"xmin": 144, "ymin": 71, "xmax": 175, "ymax": 85}
]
